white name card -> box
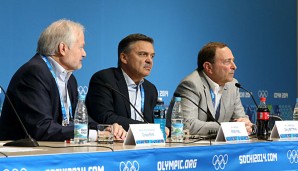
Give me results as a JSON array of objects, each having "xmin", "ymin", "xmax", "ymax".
[
  {"xmin": 215, "ymin": 122, "xmax": 249, "ymax": 142},
  {"xmin": 124, "ymin": 124, "xmax": 165, "ymax": 146},
  {"xmin": 270, "ymin": 121, "xmax": 298, "ymax": 140}
]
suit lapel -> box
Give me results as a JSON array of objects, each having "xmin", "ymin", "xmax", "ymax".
[
  {"xmin": 200, "ymin": 72, "xmax": 216, "ymax": 116},
  {"xmin": 115, "ymin": 68, "xmax": 131, "ymax": 118},
  {"xmin": 219, "ymin": 85, "xmax": 228, "ymax": 121}
]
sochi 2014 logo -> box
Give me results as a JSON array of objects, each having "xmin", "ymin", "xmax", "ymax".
[
  {"xmin": 119, "ymin": 160, "xmax": 140, "ymax": 171},
  {"xmin": 78, "ymin": 85, "xmax": 88, "ymax": 95},
  {"xmin": 212, "ymin": 154, "xmax": 228, "ymax": 170},
  {"xmin": 258, "ymin": 90, "xmax": 268, "ymax": 98},
  {"xmin": 287, "ymin": 150, "xmax": 298, "ymax": 164}
]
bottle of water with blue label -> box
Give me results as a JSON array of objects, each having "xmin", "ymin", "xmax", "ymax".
[
  {"xmin": 171, "ymin": 97, "xmax": 183, "ymax": 142},
  {"xmin": 154, "ymin": 97, "xmax": 166, "ymax": 141},
  {"xmin": 74, "ymin": 95, "xmax": 88, "ymax": 144},
  {"xmin": 293, "ymin": 98, "xmax": 298, "ymax": 120}
]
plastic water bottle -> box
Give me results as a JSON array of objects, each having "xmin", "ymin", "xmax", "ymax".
[
  {"xmin": 0, "ymin": 97, "xmax": 2, "ymax": 117},
  {"xmin": 256, "ymin": 97, "xmax": 269, "ymax": 140},
  {"xmin": 171, "ymin": 97, "xmax": 183, "ymax": 142},
  {"xmin": 74, "ymin": 95, "xmax": 88, "ymax": 144},
  {"xmin": 154, "ymin": 97, "xmax": 166, "ymax": 141},
  {"xmin": 293, "ymin": 98, "xmax": 298, "ymax": 120}
]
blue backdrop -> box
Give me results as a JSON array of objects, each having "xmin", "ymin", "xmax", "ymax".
[{"xmin": 0, "ymin": 0, "xmax": 296, "ymax": 121}]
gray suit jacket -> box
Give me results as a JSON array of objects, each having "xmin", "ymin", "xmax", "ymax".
[{"xmin": 166, "ymin": 70, "xmax": 247, "ymax": 135}]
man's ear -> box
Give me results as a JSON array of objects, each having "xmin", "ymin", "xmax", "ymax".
[
  {"xmin": 120, "ymin": 52, "xmax": 128, "ymax": 65},
  {"xmin": 203, "ymin": 62, "xmax": 213, "ymax": 73},
  {"xmin": 58, "ymin": 42, "xmax": 67, "ymax": 56}
]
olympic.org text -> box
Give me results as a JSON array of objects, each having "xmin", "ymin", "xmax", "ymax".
[
  {"xmin": 239, "ymin": 153, "xmax": 278, "ymax": 164},
  {"xmin": 157, "ymin": 159, "xmax": 197, "ymax": 170}
]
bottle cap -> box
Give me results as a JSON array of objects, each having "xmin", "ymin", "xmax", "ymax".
[
  {"xmin": 260, "ymin": 97, "xmax": 266, "ymax": 102},
  {"xmin": 175, "ymin": 97, "xmax": 181, "ymax": 102},
  {"xmin": 157, "ymin": 97, "xmax": 163, "ymax": 102}
]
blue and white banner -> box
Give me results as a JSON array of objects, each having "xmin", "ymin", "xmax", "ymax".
[{"xmin": 1, "ymin": 141, "xmax": 298, "ymax": 171}]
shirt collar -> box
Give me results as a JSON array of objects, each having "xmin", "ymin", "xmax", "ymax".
[
  {"xmin": 203, "ymin": 71, "xmax": 223, "ymax": 94},
  {"xmin": 47, "ymin": 56, "xmax": 72, "ymax": 82},
  {"xmin": 121, "ymin": 69, "xmax": 144, "ymax": 88}
]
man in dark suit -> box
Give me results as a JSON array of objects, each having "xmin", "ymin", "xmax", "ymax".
[
  {"xmin": 0, "ymin": 19, "xmax": 126, "ymax": 141},
  {"xmin": 86, "ymin": 34, "xmax": 158, "ymax": 131}
]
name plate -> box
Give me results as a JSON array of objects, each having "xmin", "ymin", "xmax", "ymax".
[
  {"xmin": 215, "ymin": 122, "xmax": 249, "ymax": 142},
  {"xmin": 270, "ymin": 121, "xmax": 298, "ymax": 140},
  {"xmin": 124, "ymin": 124, "xmax": 165, "ymax": 146}
]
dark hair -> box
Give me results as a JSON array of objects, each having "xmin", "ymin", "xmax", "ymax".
[
  {"xmin": 197, "ymin": 42, "xmax": 227, "ymax": 71},
  {"xmin": 117, "ymin": 33, "xmax": 154, "ymax": 67}
]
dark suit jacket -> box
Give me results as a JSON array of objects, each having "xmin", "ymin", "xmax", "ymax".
[
  {"xmin": 86, "ymin": 67, "xmax": 158, "ymax": 131},
  {"xmin": 0, "ymin": 54, "xmax": 97, "ymax": 141}
]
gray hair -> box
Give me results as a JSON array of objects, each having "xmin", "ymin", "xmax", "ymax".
[{"xmin": 36, "ymin": 19, "xmax": 85, "ymax": 56}]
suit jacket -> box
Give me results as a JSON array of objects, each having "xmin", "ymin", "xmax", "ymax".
[
  {"xmin": 166, "ymin": 70, "xmax": 247, "ymax": 135},
  {"xmin": 86, "ymin": 67, "xmax": 158, "ymax": 131},
  {"xmin": 0, "ymin": 54, "xmax": 97, "ymax": 141}
]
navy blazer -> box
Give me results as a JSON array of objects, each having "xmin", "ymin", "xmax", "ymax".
[
  {"xmin": 86, "ymin": 67, "xmax": 158, "ymax": 131},
  {"xmin": 0, "ymin": 54, "xmax": 97, "ymax": 141}
]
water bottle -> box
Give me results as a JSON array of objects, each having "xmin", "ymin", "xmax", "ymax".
[
  {"xmin": 293, "ymin": 98, "xmax": 298, "ymax": 120},
  {"xmin": 154, "ymin": 97, "xmax": 166, "ymax": 141},
  {"xmin": 171, "ymin": 97, "xmax": 183, "ymax": 142},
  {"xmin": 0, "ymin": 89, "xmax": 2, "ymax": 117},
  {"xmin": 0, "ymin": 97, "xmax": 2, "ymax": 117},
  {"xmin": 256, "ymin": 97, "xmax": 269, "ymax": 140},
  {"xmin": 74, "ymin": 95, "xmax": 88, "ymax": 144}
]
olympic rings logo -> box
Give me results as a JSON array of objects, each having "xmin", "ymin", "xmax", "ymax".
[
  {"xmin": 212, "ymin": 154, "xmax": 228, "ymax": 170},
  {"xmin": 78, "ymin": 86, "xmax": 88, "ymax": 95},
  {"xmin": 287, "ymin": 150, "xmax": 298, "ymax": 164},
  {"xmin": 3, "ymin": 168, "xmax": 27, "ymax": 171},
  {"xmin": 258, "ymin": 90, "xmax": 268, "ymax": 98},
  {"xmin": 119, "ymin": 160, "xmax": 140, "ymax": 171}
]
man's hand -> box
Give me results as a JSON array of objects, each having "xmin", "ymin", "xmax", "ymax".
[
  {"xmin": 234, "ymin": 118, "xmax": 253, "ymax": 135},
  {"xmin": 112, "ymin": 123, "xmax": 127, "ymax": 140},
  {"xmin": 165, "ymin": 127, "xmax": 170, "ymax": 137}
]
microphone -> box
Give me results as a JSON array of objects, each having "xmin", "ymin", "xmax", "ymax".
[
  {"xmin": 174, "ymin": 93, "xmax": 220, "ymax": 126},
  {"xmin": 235, "ymin": 83, "xmax": 258, "ymax": 108},
  {"xmin": 0, "ymin": 85, "xmax": 39, "ymax": 147},
  {"xmin": 100, "ymin": 83, "xmax": 148, "ymax": 123}
]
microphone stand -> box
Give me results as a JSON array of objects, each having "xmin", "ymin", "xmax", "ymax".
[
  {"xmin": 174, "ymin": 93, "xmax": 221, "ymax": 126},
  {"xmin": 101, "ymin": 83, "xmax": 148, "ymax": 123},
  {"xmin": 0, "ymin": 85, "xmax": 39, "ymax": 147},
  {"xmin": 235, "ymin": 83, "xmax": 258, "ymax": 108}
]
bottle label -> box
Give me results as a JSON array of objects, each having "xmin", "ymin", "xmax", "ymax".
[
  {"xmin": 171, "ymin": 122, "xmax": 183, "ymax": 137},
  {"xmin": 257, "ymin": 112, "xmax": 270, "ymax": 120},
  {"xmin": 74, "ymin": 124, "xmax": 88, "ymax": 138}
]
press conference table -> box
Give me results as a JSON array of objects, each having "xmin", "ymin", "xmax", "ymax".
[{"xmin": 1, "ymin": 138, "xmax": 298, "ymax": 171}]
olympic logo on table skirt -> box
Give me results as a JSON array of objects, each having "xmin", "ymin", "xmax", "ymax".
[
  {"xmin": 212, "ymin": 154, "xmax": 228, "ymax": 170},
  {"xmin": 78, "ymin": 86, "xmax": 88, "ymax": 95},
  {"xmin": 119, "ymin": 160, "xmax": 140, "ymax": 171},
  {"xmin": 287, "ymin": 150, "xmax": 298, "ymax": 164},
  {"xmin": 258, "ymin": 90, "xmax": 268, "ymax": 98}
]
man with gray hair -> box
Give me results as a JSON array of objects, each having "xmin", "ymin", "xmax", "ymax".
[{"xmin": 0, "ymin": 19, "xmax": 126, "ymax": 141}]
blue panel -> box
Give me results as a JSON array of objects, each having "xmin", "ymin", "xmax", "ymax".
[{"xmin": 0, "ymin": 0, "xmax": 296, "ymax": 119}]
